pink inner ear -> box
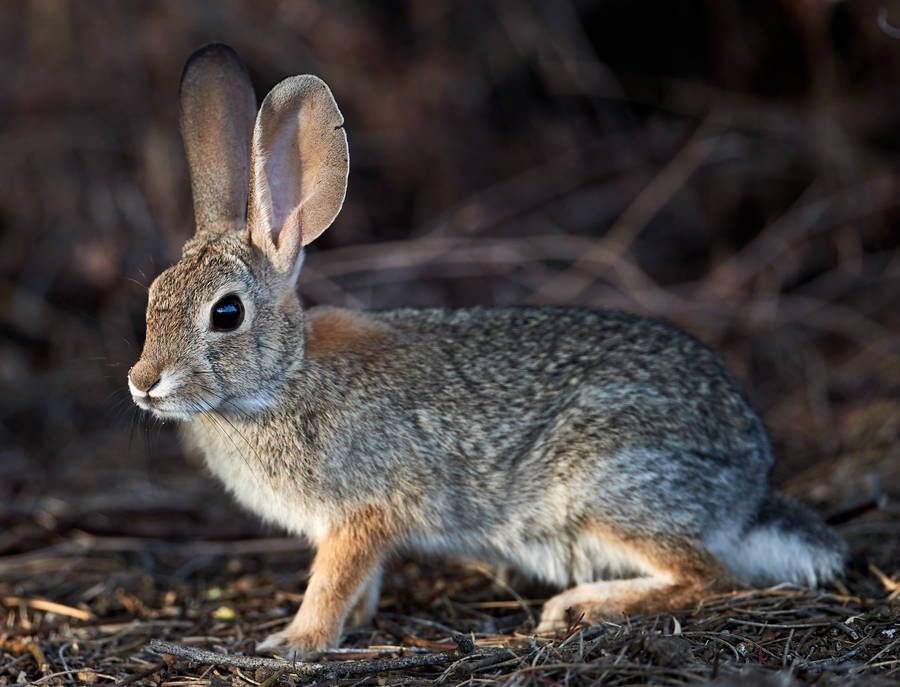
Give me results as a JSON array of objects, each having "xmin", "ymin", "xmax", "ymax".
[{"xmin": 264, "ymin": 122, "xmax": 303, "ymax": 247}]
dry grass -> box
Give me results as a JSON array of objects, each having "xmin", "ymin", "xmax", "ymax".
[{"xmin": 1, "ymin": 531, "xmax": 899, "ymax": 685}]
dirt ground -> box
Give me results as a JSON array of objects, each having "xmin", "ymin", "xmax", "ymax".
[{"xmin": 0, "ymin": 1, "xmax": 898, "ymax": 685}]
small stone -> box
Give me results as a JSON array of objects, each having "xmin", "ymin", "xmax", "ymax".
[{"xmin": 454, "ymin": 633, "xmax": 476, "ymax": 655}]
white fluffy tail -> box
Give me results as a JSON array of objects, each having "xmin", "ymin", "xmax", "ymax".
[{"xmin": 708, "ymin": 493, "xmax": 846, "ymax": 587}]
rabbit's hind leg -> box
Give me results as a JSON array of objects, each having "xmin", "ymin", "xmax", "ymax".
[{"xmin": 536, "ymin": 529, "xmax": 728, "ymax": 632}]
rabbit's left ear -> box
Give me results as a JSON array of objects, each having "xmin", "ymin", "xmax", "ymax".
[{"xmin": 247, "ymin": 75, "xmax": 349, "ymax": 278}]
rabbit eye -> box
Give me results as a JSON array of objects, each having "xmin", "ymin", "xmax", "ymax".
[{"xmin": 210, "ymin": 294, "xmax": 244, "ymax": 332}]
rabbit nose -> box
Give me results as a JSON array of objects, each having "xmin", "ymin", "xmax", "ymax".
[{"xmin": 129, "ymin": 360, "xmax": 161, "ymax": 394}]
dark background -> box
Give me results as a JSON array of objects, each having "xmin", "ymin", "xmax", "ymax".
[{"xmin": 1, "ymin": 0, "xmax": 898, "ymax": 611}]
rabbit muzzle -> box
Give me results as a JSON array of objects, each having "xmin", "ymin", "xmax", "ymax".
[
  {"xmin": 129, "ymin": 359, "xmax": 160, "ymax": 395},
  {"xmin": 128, "ymin": 353, "xmax": 195, "ymax": 420}
]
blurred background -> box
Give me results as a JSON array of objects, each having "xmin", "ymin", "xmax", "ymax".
[{"xmin": 1, "ymin": 0, "xmax": 898, "ymax": 603}]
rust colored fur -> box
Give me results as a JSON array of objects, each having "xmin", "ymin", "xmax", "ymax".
[
  {"xmin": 603, "ymin": 534, "xmax": 730, "ymax": 617},
  {"xmin": 305, "ymin": 306, "xmax": 392, "ymax": 361}
]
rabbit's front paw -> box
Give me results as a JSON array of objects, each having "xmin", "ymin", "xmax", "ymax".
[{"xmin": 256, "ymin": 626, "xmax": 337, "ymax": 659}]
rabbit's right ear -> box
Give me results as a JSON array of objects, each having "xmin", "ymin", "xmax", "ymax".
[
  {"xmin": 246, "ymin": 75, "xmax": 349, "ymax": 280},
  {"xmin": 180, "ymin": 44, "xmax": 257, "ymax": 236}
]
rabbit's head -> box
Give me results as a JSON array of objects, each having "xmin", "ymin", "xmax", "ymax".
[{"xmin": 128, "ymin": 44, "xmax": 348, "ymax": 420}]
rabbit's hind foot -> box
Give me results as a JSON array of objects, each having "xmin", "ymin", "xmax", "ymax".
[
  {"xmin": 536, "ymin": 532, "xmax": 728, "ymax": 633},
  {"xmin": 535, "ymin": 576, "xmax": 710, "ymax": 632}
]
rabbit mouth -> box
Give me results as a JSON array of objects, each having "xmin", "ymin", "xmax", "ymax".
[
  {"xmin": 129, "ymin": 389, "xmax": 198, "ymax": 421},
  {"xmin": 132, "ymin": 394, "xmax": 220, "ymax": 422},
  {"xmin": 128, "ymin": 369, "xmax": 217, "ymax": 421}
]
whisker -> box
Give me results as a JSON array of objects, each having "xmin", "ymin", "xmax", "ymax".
[
  {"xmin": 143, "ymin": 409, "xmax": 153, "ymax": 458},
  {"xmin": 190, "ymin": 381, "xmax": 256, "ymax": 423},
  {"xmin": 127, "ymin": 277, "xmax": 149, "ymax": 291}
]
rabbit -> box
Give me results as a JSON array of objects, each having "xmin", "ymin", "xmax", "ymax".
[{"xmin": 128, "ymin": 43, "xmax": 846, "ymax": 656}]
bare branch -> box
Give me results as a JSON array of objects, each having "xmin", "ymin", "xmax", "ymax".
[{"xmin": 148, "ymin": 639, "xmax": 524, "ymax": 681}]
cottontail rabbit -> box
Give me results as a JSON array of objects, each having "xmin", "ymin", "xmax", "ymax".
[{"xmin": 129, "ymin": 44, "xmax": 845, "ymax": 656}]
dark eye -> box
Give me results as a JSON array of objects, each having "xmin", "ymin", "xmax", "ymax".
[{"xmin": 210, "ymin": 294, "xmax": 244, "ymax": 332}]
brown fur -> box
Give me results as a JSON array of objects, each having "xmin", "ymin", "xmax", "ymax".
[
  {"xmin": 305, "ymin": 306, "xmax": 393, "ymax": 360},
  {"xmin": 258, "ymin": 506, "xmax": 397, "ymax": 652}
]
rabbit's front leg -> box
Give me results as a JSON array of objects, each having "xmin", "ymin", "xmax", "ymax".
[{"xmin": 257, "ymin": 507, "xmax": 393, "ymax": 656}]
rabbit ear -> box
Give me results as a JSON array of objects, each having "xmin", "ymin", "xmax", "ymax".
[
  {"xmin": 179, "ymin": 44, "xmax": 257, "ymax": 236},
  {"xmin": 246, "ymin": 75, "xmax": 348, "ymax": 277}
]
